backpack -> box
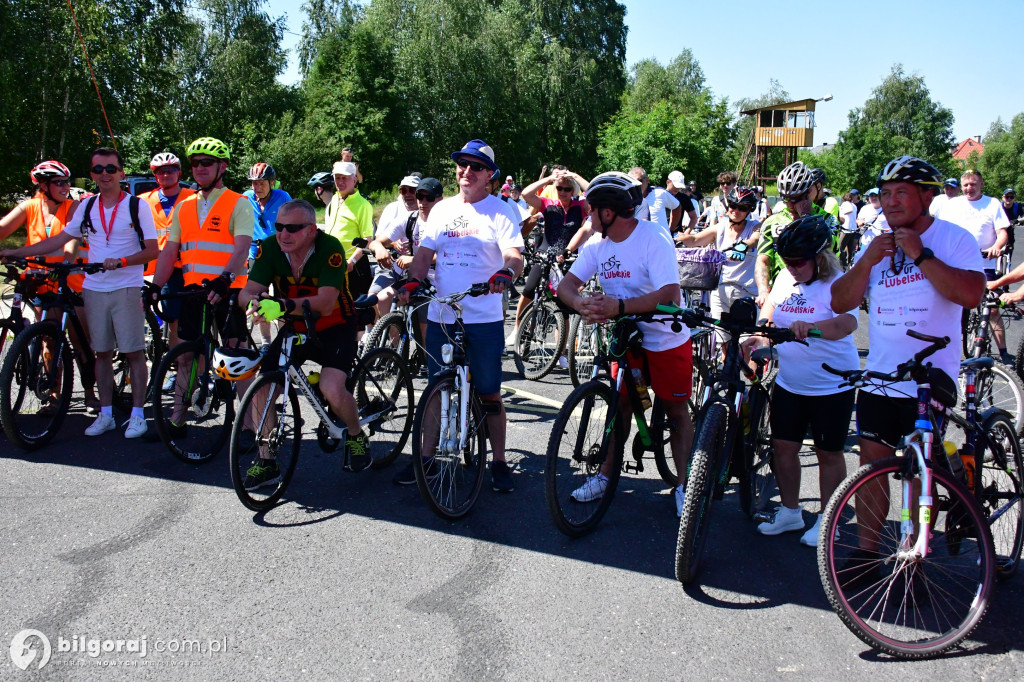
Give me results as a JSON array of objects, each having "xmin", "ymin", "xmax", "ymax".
[
  {"xmin": 404, "ymin": 212, "xmax": 418, "ymax": 256},
  {"xmin": 80, "ymin": 194, "xmax": 147, "ymax": 249}
]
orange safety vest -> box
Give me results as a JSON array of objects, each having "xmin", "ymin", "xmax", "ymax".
[
  {"xmin": 24, "ymin": 194, "xmax": 85, "ymax": 292},
  {"xmin": 141, "ymin": 187, "xmax": 194, "ymax": 275},
  {"xmin": 177, "ymin": 189, "xmax": 247, "ymax": 288}
]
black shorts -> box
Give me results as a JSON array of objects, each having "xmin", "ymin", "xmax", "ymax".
[
  {"xmin": 855, "ymin": 390, "xmax": 918, "ymax": 449},
  {"xmin": 770, "ymin": 384, "xmax": 855, "ymax": 451},
  {"xmin": 293, "ymin": 322, "xmax": 358, "ymax": 373},
  {"xmin": 158, "ymin": 268, "xmax": 185, "ymax": 322},
  {"xmin": 177, "ymin": 290, "xmax": 247, "ymax": 343},
  {"xmin": 522, "ymin": 263, "xmax": 544, "ymax": 299},
  {"xmin": 347, "ymin": 258, "xmax": 373, "ymax": 299}
]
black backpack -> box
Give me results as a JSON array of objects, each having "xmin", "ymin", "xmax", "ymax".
[
  {"xmin": 80, "ymin": 194, "xmax": 147, "ymax": 249},
  {"xmin": 404, "ymin": 212, "xmax": 418, "ymax": 256}
]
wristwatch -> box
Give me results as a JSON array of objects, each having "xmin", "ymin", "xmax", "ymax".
[
  {"xmin": 618, "ymin": 298, "xmax": 626, "ymax": 317},
  {"xmin": 913, "ymin": 248, "xmax": 935, "ymax": 267},
  {"xmin": 221, "ymin": 271, "xmax": 236, "ymax": 282}
]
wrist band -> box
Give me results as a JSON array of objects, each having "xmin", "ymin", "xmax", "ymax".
[
  {"xmin": 119, "ymin": 257, "xmax": 128, "ymax": 268},
  {"xmin": 618, "ymin": 298, "xmax": 626, "ymax": 316}
]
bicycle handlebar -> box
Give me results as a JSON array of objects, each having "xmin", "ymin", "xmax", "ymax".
[
  {"xmin": 822, "ymin": 330, "xmax": 948, "ymax": 386},
  {"xmin": 659, "ymin": 302, "xmax": 822, "ymax": 345}
]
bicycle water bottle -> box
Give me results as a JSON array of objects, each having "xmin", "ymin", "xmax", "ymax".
[
  {"xmin": 632, "ymin": 369, "xmax": 652, "ymax": 410},
  {"xmin": 943, "ymin": 440, "xmax": 965, "ymax": 483},
  {"xmin": 959, "ymin": 444, "xmax": 976, "ymax": 492}
]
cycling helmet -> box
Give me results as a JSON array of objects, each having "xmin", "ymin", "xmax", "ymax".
[
  {"xmin": 727, "ymin": 297, "xmax": 758, "ymax": 328},
  {"xmin": 776, "ymin": 162, "xmax": 814, "ymax": 199},
  {"xmin": 876, "ymin": 155, "xmax": 942, "ymax": 188},
  {"xmin": 186, "ymin": 137, "xmax": 231, "ymax": 160},
  {"xmin": 212, "ymin": 347, "xmax": 262, "ymax": 381},
  {"xmin": 248, "ymin": 162, "xmax": 276, "ymax": 181},
  {"xmin": 149, "ymin": 153, "xmax": 180, "ymax": 170},
  {"xmin": 775, "ymin": 215, "xmax": 833, "ymax": 260},
  {"xmin": 809, "ymin": 168, "xmax": 827, "ymax": 186},
  {"xmin": 585, "ymin": 171, "xmax": 644, "ymax": 214},
  {"xmin": 30, "ymin": 160, "xmax": 71, "ymax": 184},
  {"xmin": 307, "ymin": 171, "xmax": 333, "ymax": 188},
  {"xmin": 725, "ymin": 186, "xmax": 758, "ymax": 213}
]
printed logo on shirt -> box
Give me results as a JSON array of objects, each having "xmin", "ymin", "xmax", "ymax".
[
  {"xmin": 599, "ymin": 254, "xmax": 631, "ymax": 280},
  {"xmin": 777, "ymin": 292, "xmax": 814, "ymax": 314},
  {"xmin": 255, "ymin": 244, "xmax": 264, "ymax": 260},
  {"xmin": 444, "ymin": 215, "xmax": 480, "ymax": 239},
  {"xmin": 327, "ymin": 252, "xmax": 344, "ymax": 268}
]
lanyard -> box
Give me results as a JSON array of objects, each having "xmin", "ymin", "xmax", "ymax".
[{"xmin": 98, "ymin": 191, "xmax": 124, "ymax": 244}]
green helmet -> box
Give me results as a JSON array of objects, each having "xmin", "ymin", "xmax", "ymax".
[{"xmin": 186, "ymin": 137, "xmax": 230, "ymax": 160}]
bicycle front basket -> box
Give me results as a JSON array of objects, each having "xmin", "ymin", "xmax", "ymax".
[{"xmin": 676, "ymin": 247, "xmax": 726, "ymax": 291}]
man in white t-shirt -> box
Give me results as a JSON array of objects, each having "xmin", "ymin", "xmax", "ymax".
[
  {"xmin": 631, "ymin": 168, "xmax": 680, "ymax": 234},
  {"xmin": 376, "ymin": 175, "xmax": 419, "ymax": 240},
  {"xmin": 935, "ymin": 168, "xmax": 1012, "ymax": 362},
  {"xmin": 666, "ymin": 170, "xmax": 698, "ymax": 232},
  {"xmin": 928, "ymin": 177, "xmax": 961, "ymax": 216},
  {"xmin": 831, "ymin": 156, "xmax": 985, "ymax": 555},
  {"xmin": 1, "ymin": 147, "xmax": 159, "ymax": 439},
  {"xmin": 397, "ymin": 139, "xmax": 523, "ymax": 493},
  {"xmin": 558, "ymin": 171, "xmax": 695, "ymax": 517}
]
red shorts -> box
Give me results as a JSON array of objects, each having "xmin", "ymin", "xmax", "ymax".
[{"xmin": 612, "ymin": 339, "xmax": 693, "ymax": 403}]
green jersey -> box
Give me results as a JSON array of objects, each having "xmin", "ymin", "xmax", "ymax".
[{"xmin": 756, "ymin": 204, "xmax": 840, "ymax": 286}]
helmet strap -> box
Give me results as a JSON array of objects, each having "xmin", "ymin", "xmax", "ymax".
[
  {"xmin": 595, "ymin": 207, "xmax": 615, "ymax": 239},
  {"xmin": 199, "ymin": 168, "xmax": 227, "ymax": 193}
]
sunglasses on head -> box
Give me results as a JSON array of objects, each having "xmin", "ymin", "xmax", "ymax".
[
  {"xmin": 455, "ymin": 158, "xmax": 490, "ymax": 173},
  {"xmin": 91, "ymin": 164, "xmax": 121, "ymax": 175},
  {"xmin": 191, "ymin": 158, "xmax": 219, "ymax": 168},
  {"xmin": 782, "ymin": 191, "xmax": 809, "ymax": 204},
  {"xmin": 274, "ymin": 222, "xmax": 310, "ymax": 234},
  {"xmin": 556, "ymin": 186, "xmax": 573, "ymax": 193},
  {"xmin": 48, "ymin": 178, "xmax": 71, "ymax": 187},
  {"xmin": 783, "ymin": 257, "xmax": 809, "ymax": 268}
]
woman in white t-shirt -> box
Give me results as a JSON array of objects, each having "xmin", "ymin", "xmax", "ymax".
[{"xmin": 743, "ymin": 215, "xmax": 859, "ymax": 547}]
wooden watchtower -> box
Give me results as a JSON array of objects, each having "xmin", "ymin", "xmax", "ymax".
[{"xmin": 737, "ymin": 98, "xmax": 819, "ymax": 186}]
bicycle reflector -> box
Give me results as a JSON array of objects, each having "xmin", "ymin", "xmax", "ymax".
[{"xmin": 441, "ymin": 344, "xmax": 454, "ymax": 365}]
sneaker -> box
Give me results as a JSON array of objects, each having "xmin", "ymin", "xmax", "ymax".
[
  {"xmin": 161, "ymin": 372, "xmax": 177, "ymax": 392},
  {"xmin": 571, "ymin": 473, "xmax": 608, "ymax": 502},
  {"xmin": 85, "ymin": 413, "xmax": 117, "ymax": 436},
  {"xmin": 1000, "ymin": 350, "xmax": 1014, "ymax": 366},
  {"xmin": 675, "ymin": 486, "xmax": 686, "ymax": 517},
  {"xmin": 345, "ymin": 431, "xmax": 371, "ymax": 472},
  {"xmin": 757, "ymin": 505, "xmax": 805, "ymax": 536},
  {"xmin": 505, "ymin": 330, "xmax": 518, "ymax": 348},
  {"xmin": 800, "ymin": 514, "xmax": 827, "ymax": 547},
  {"xmin": 491, "ymin": 460, "xmax": 514, "ymax": 492},
  {"xmin": 392, "ymin": 459, "xmax": 417, "ymax": 486},
  {"xmin": 557, "ymin": 355, "xmax": 569, "ymax": 369},
  {"xmin": 243, "ymin": 459, "xmax": 280, "ymax": 491},
  {"xmin": 125, "ymin": 415, "xmax": 148, "ymax": 439}
]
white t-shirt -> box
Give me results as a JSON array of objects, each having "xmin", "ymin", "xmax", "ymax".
[
  {"xmin": 381, "ymin": 210, "xmax": 422, "ymax": 277},
  {"xmin": 377, "ymin": 199, "xmax": 415, "ymax": 239},
  {"xmin": 768, "ymin": 270, "xmax": 859, "ymax": 396},
  {"xmin": 419, "ymin": 195, "xmax": 523, "ymax": 324},
  {"xmin": 935, "ymin": 194, "xmax": 1010, "ymax": 267},
  {"xmin": 839, "ymin": 201, "xmax": 859, "ymax": 232},
  {"xmin": 713, "ymin": 217, "xmax": 759, "ymax": 289},
  {"xmin": 645, "ymin": 187, "xmax": 680, "ymax": 233},
  {"xmin": 569, "ymin": 221, "xmax": 688, "ymax": 352},
  {"xmin": 929, "ymin": 193, "xmax": 949, "ymax": 217},
  {"xmin": 66, "ymin": 193, "xmax": 157, "ymax": 292},
  {"xmin": 707, "ymin": 194, "xmax": 728, "ymax": 225},
  {"xmin": 857, "ymin": 218, "xmax": 985, "ymax": 397},
  {"xmin": 633, "ymin": 196, "xmax": 651, "ymax": 221},
  {"xmin": 859, "ymin": 208, "xmax": 889, "ymax": 250}
]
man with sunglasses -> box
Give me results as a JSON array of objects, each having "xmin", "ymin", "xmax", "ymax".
[
  {"xmin": 325, "ymin": 161, "xmax": 375, "ymax": 304},
  {"xmin": 244, "ymin": 163, "xmax": 291, "ymax": 264},
  {"xmin": 376, "ymin": 175, "xmax": 420, "ymax": 245},
  {"xmin": 705, "ymin": 171, "xmax": 738, "ymax": 227},
  {"xmin": 754, "ymin": 161, "xmax": 838, "ymax": 307},
  {"xmin": 397, "ymin": 139, "xmax": 524, "ymax": 493}
]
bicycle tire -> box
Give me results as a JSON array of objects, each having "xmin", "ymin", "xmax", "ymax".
[
  {"xmin": 364, "ymin": 311, "xmax": 409, "ymax": 361},
  {"xmin": 545, "ymin": 380, "xmax": 624, "ymax": 537},
  {"xmin": 152, "ymin": 341, "xmax": 234, "ymax": 463},
  {"xmin": 566, "ymin": 318, "xmax": 605, "ymax": 389},
  {"xmin": 0, "ymin": 322, "xmax": 73, "ymax": 450},
  {"xmin": 961, "ymin": 307, "xmax": 981, "ymax": 358},
  {"xmin": 740, "ymin": 385, "xmax": 776, "ymax": 520},
  {"xmin": 0, "ymin": 319, "xmax": 18, "ymax": 370},
  {"xmin": 353, "ymin": 347, "xmax": 414, "ymax": 469},
  {"xmin": 817, "ymin": 457, "xmax": 994, "ymax": 659},
  {"xmin": 675, "ymin": 402, "xmax": 729, "ymax": 584},
  {"xmin": 978, "ymin": 410, "xmax": 1023, "ymax": 578},
  {"xmin": 412, "ymin": 376, "xmax": 488, "ymax": 520},
  {"xmin": 965, "ymin": 363, "xmax": 1024, "ymax": 436},
  {"xmin": 514, "ymin": 301, "xmax": 567, "ymax": 380},
  {"xmin": 230, "ymin": 371, "xmax": 302, "ymax": 511},
  {"xmin": 1015, "ymin": 333, "xmax": 1024, "ymax": 385},
  {"xmin": 649, "ymin": 396, "xmax": 677, "ymax": 487}
]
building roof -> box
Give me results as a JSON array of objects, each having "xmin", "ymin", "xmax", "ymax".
[
  {"xmin": 740, "ymin": 98, "xmax": 817, "ymax": 115},
  {"xmin": 952, "ymin": 137, "xmax": 984, "ymax": 160}
]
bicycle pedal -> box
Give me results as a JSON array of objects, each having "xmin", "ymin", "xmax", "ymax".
[{"xmin": 623, "ymin": 461, "xmax": 643, "ymax": 474}]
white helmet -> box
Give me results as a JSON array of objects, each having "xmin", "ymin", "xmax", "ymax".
[
  {"xmin": 149, "ymin": 152, "xmax": 181, "ymax": 170},
  {"xmin": 212, "ymin": 347, "xmax": 262, "ymax": 381},
  {"xmin": 776, "ymin": 161, "xmax": 815, "ymax": 199}
]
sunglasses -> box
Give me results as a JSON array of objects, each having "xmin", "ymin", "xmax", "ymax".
[
  {"xmin": 48, "ymin": 178, "xmax": 71, "ymax": 187},
  {"xmin": 783, "ymin": 257, "xmax": 809, "ymax": 268},
  {"xmin": 274, "ymin": 222, "xmax": 311, "ymax": 234},
  {"xmin": 91, "ymin": 164, "xmax": 121, "ymax": 175},
  {"xmin": 556, "ymin": 186, "xmax": 573, "ymax": 193},
  {"xmin": 154, "ymin": 166, "xmax": 179, "ymax": 175},
  {"xmin": 191, "ymin": 158, "xmax": 220, "ymax": 168},
  {"xmin": 455, "ymin": 158, "xmax": 490, "ymax": 173},
  {"xmin": 719, "ymin": 182, "xmax": 735, "ymax": 187},
  {"xmin": 399, "ymin": 186, "xmax": 416, "ymax": 194},
  {"xmin": 781, "ymin": 191, "xmax": 809, "ymax": 204},
  {"xmin": 415, "ymin": 193, "xmax": 437, "ymax": 202}
]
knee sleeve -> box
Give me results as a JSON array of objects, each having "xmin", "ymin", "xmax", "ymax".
[{"xmin": 480, "ymin": 398, "xmax": 503, "ymax": 416}]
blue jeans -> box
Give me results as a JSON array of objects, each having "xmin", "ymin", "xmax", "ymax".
[{"xmin": 425, "ymin": 320, "xmax": 504, "ymax": 395}]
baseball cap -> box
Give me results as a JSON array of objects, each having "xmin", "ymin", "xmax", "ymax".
[
  {"xmin": 399, "ymin": 175, "xmax": 420, "ymax": 189},
  {"xmin": 450, "ymin": 139, "xmax": 497, "ymax": 171},
  {"xmin": 865, "ymin": 187, "xmax": 880, "ymax": 197},
  {"xmin": 417, "ymin": 177, "xmax": 443, "ymax": 200},
  {"xmin": 668, "ymin": 170, "xmax": 685, "ymax": 187},
  {"xmin": 943, "ymin": 178, "xmax": 960, "ymax": 188},
  {"xmin": 1004, "ymin": 188, "xmax": 1016, "ymax": 196},
  {"xmin": 850, "ymin": 188, "xmax": 860, "ymax": 195},
  {"xmin": 332, "ymin": 161, "xmax": 357, "ymax": 177}
]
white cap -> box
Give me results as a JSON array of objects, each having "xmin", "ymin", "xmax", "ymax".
[
  {"xmin": 668, "ymin": 170, "xmax": 685, "ymax": 187},
  {"xmin": 399, "ymin": 175, "xmax": 420, "ymax": 189},
  {"xmin": 332, "ymin": 161, "xmax": 357, "ymax": 177}
]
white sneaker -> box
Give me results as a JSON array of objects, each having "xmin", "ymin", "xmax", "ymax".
[
  {"xmin": 161, "ymin": 372, "xmax": 176, "ymax": 392},
  {"xmin": 557, "ymin": 355, "xmax": 569, "ymax": 369},
  {"xmin": 799, "ymin": 515, "xmax": 837, "ymax": 547},
  {"xmin": 675, "ymin": 486, "xmax": 686, "ymax": 517},
  {"xmin": 757, "ymin": 505, "xmax": 805, "ymax": 536},
  {"xmin": 125, "ymin": 415, "xmax": 148, "ymax": 439},
  {"xmin": 85, "ymin": 413, "xmax": 116, "ymax": 436},
  {"xmin": 571, "ymin": 474, "xmax": 608, "ymax": 502},
  {"xmin": 505, "ymin": 329, "xmax": 518, "ymax": 348}
]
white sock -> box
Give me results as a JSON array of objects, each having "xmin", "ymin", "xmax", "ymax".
[
  {"xmin": 101, "ymin": 406, "xmax": 113, "ymax": 417},
  {"xmin": 131, "ymin": 407, "xmax": 145, "ymax": 420}
]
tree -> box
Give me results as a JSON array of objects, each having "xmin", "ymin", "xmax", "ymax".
[
  {"xmin": 979, "ymin": 112, "xmax": 1024, "ymax": 196},
  {"xmin": 621, "ymin": 50, "xmax": 705, "ymax": 114}
]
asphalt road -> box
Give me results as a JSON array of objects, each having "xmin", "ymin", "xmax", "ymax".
[{"xmin": 1, "ymin": 290, "xmax": 1023, "ymax": 680}]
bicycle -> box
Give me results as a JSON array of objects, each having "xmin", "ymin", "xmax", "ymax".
[
  {"xmin": 513, "ymin": 249, "xmax": 573, "ymax": 380},
  {"xmin": 0, "ymin": 259, "xmax": 49, "ymax": 370},
  {"xmin": 229, "ymin": 299, "xmax": 414, "ymax": 511},
  {"xmin": 959, "ymin": 289, "xmax": 1024, "ymax": 435},
  {"xmin": 674, "ymin": 304, "xmax": 815, "ymax": 584},
  {"xmin": 816, "ymin": 329, "xmax": 1021, "ymax": 659},
  {"xmin": 564, "ymin": 276, "xmax": 607, "ymax": 388},
  {"xmin": 360, "ymin": 284, "xmax": 428, "ymax": 377}
]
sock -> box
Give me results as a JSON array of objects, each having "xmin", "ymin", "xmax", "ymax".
[
  {"xmin": 101, "ymin": 406, "xmax": 113, "ymax": 417},
  {"xmin": 131, "ymin": 407, "xmax": 145, "ymax": 420}
]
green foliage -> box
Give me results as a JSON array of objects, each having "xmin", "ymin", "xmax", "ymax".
[
  {"xmin": 979, "ymin": 112, "xmax": 1024, "ymax": 195},
  {"xmin": 621, "ymin": 50, "xmax": 706, "ymax": 114}
]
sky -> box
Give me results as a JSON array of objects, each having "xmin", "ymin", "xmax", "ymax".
[{"xmin": 266, "ymin": 0, "xmax": 1024, "ymax": 147}]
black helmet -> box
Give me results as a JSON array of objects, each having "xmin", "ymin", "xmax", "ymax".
[
  {"xmin": 307, "ymin": 171, "xmax": 333, "ymax": 188},
  {"xmin": 876, "ymin": 156, "xmax": 943, "ymax": 189},
  {"xmin": 585, "ymin": 171, "xmax": 643, "ymax": 216},
  {"xmin": 776, "ymin": 215, "xmax": 832, "ymax": 260},
  {"xmin": 727, "ymin": 297, "xmax": 758, "ymax": 327},
  {"xmin": 725, "ymin": 186, "xmax": 758, "ymax": 213},
  {"xmin": 809, "ymin": 168, "xmax": 827, "ymax": 186}
]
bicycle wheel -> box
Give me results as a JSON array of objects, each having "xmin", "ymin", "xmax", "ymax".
[
  {"xmin": 0, "ymin": 319, "xmax": 17, "ymax": 370},
  {"xmin": 545, "ymin": 380, "xmax": 624, "ymax": 537},
  {"xmin": 412, "ymin": 376, "xmax": 488, "ymax": 520},
  {"xmin": 230, "ymin": 371, "xmax": 302, "ymax": 511},
  {"xmin": 817, "ymin": 458, "xmax": 994, "ymax": 659},
  {"xmin": 740, "ymin": 385, "xmax": 777, "ymax": 520},
  {"xmin": 978, "ymin": 410, "xmax": 1023, "ymax": 578},
  {"xmin": 364, "ymin": 310, "xmax": 408, "ymax": 361},
  {"xmin": 961, "ymin": 307, "xmax": 981, "ymax": 358},
  {"xmin": 0, "ymin": 322, "xmax": 73, "ymax": 450},
  {"xmin": 675, "ymin": 402, "xmax": 729, "ymax": 584},
  {"xmin": 353, "ymin": 347, "xmax": 414, "ymax": 469},
  {"xmin": 1014, "ymin": 334, "xmax": 1024, "ymax": 385},
  {"xmin": 567, "ymin": 318, "xmax": 605, "ymax": 388},
  {"xmin": 648, "ymin": 397, "xmax": 678, "ymax": 487},
  {"xmin": 967, "ymin": 364, "xmax": 1024, "ymax": 436},
  {"xmin": 152, "ymin": 341, "xmax": 234, "ymax": 463},
  {"xmin": 514, "ymin": 301, "xmax": 567, "ymax": 380}
]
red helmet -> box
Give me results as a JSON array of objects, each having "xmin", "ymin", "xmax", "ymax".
[
  {"xmin": 30, "ymin": 160, "xmax": 71, "ymax": 184},
  {"xmin": 248, "ymin": 163, "xmax": 276, "ymax": 181}
]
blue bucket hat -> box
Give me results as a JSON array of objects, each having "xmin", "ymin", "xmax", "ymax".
[{"xmin": 451, "ymin": 139, "xmax": 497, "ymax": 172}]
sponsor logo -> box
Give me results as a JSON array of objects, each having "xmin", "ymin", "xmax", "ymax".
[{"xmin": 444, "ymin": 216, "xmax": 479, "ymax": 238}]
